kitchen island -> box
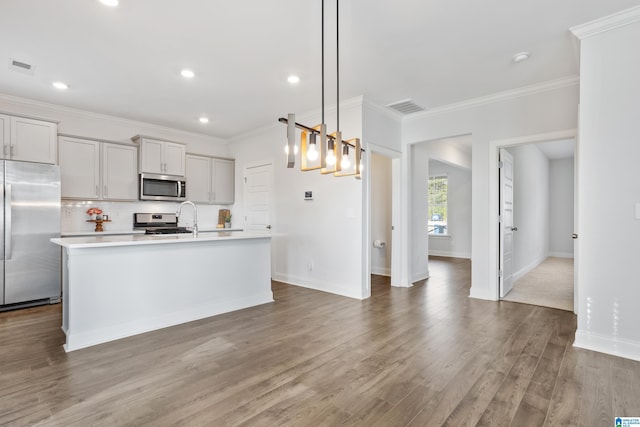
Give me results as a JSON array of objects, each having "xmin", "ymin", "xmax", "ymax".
[{"xmin": 51, "ymin": 232, "xmax": 273, "ymax": 352}]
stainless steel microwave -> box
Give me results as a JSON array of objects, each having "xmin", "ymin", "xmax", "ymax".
[{"xmin": 139, "ymin": 173, "xmax": 186, "ymax": 201}]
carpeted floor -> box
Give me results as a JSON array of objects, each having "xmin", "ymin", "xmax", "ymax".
[{"xmin": 502, "ymin": 256, "xmax": 574, "ymax": 312}]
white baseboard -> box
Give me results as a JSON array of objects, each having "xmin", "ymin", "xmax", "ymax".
[
  {"xmin": 548, "ymin": 251, "xmax": 574, "ymax": 259},
  {"xmin": 371, "ymin": 267, "xmax": 391, "ymax": 276},
  {"xmin": 513, "ymin": 255, "xmax": 547, "ymax": 282},
  {"xmin": 428, "ymin": 250, "xmax": 471, "ymax": 259},
  {"xmin": 574, "ymin": 329, "xmax": 640, "ymax": 362},
  {"xmin": 272, "ymin": 272, "xmax": 365, "ymax": 300},
  {"xmin": 469, "ymin": 286, "xmax": 495, "ymax": 301}
]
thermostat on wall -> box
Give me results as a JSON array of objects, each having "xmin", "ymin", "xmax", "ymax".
[{"xmin": 305, "ymin": 191, "xmax": 313, "ymax": 200}]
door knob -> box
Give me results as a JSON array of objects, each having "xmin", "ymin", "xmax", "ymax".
[
  {"xmin": 266, "ymin": 225, "xmax": 272, "ymax": 230},
  {"xmin": 572, "ymin": 233, "xmax": 578, "ymax": 239},
  {"xmin": 511, "ymin": 227, "xmax": 518, "ymax": 231}
]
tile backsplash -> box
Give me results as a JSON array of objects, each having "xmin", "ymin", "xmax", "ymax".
[{"xmin": 61, "ymin": 200, "xmax": 233, "ymax": 233}]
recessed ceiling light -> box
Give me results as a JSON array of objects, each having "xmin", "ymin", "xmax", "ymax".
[
  {"xmin": 287, "ymin": 75, "xmax": 300, "ymax": 84},
  {"xmin": 512, "ymin": 52, "xmax": 530, "ymax": 64},
  {"xmin": 181, "ymin": 69, "xmax": 195, "ymax": 79},
  {"xmin": 99, "ymin": 0, "xmax": 119, "ymax": 7},
  {"xmin": 199, "ymin": 117, "xmax": 209, "ymax": 124},
  {"xmin": 52, "ymin": 81, "xmax": 68, "ymax": 90}
]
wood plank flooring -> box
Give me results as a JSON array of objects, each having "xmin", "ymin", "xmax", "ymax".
[{"xmin": 1, "ymin": 256, "xmax": 639, "ymax": 426}]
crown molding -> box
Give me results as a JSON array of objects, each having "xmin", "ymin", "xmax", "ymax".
[
  {"xmin": 228, "ymin": 95, "xmax": 365, "ymax": 143},
  {"xmin": 362, "ymin": 97, "xmax": 404, "ymax": 123},
  {"xmin": 570, "ymin": 6, "xmax": 640, "ymax": 40},
  {"xmin": 405, "ymin": 76, "xmax": 579, "ymax": 121},
  {"xmin": 0, "ymin": 92, "xmax": 226, "ymax": 143}
]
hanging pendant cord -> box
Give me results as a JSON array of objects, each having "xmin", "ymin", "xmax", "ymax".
[
  {"xmin": 321, "ymin": 0, "xmax": 325, "ymax": 125},
  {"xmin": 336, "ymin": 0, "xmax": 339, "ymax": 133}
]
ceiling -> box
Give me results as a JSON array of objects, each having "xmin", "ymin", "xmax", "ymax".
[
  {"xmin": 1, "ymin": 1, "xmax": 637, "ymax": 140},
  {"xmin": 537, "ymin": 139, "xmax": 575, "ymax": 160}
]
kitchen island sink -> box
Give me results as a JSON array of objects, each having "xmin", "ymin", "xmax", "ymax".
[{"xmin": 51, "ymin": 232, "xmax": 273, "ymax": 352}]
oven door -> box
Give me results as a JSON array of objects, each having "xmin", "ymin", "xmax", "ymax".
[{"xmin": 140, "ymin": 173, "xmax": 186, "ymax": 201}]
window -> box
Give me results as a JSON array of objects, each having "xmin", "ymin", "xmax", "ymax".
[{"xmin": 428, "ymin": 175, "xmax": 448, "ymax": 235}]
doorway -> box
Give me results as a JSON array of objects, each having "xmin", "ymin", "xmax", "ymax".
[
  {"xmin": 366, "ymin": 145, "xmax": 401, "ymax": 298},
  {"xmin": 497, "ymin": 138, "xmax": 576, "ymax": 312}
]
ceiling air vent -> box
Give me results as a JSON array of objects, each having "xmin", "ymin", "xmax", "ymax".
[
  {"xmin": 386, "ymin": 99, "xmax": 424, "ymax": 115},
  {"xmin": 9, "ymin": 58, "xmax": 35, "ymax": 75}
]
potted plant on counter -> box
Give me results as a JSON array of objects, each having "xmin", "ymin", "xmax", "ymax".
[{"xmin": 224, "ymin": 214, "xmax": 232, "ymax": 228}]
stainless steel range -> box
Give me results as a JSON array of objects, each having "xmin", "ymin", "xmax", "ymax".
[{"xmin": 133, "ymin": 213, "xmax": 192, "ymax": 235}]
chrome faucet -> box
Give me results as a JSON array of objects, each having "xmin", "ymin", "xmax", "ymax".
[{"xmin": 176, "ymin": 201, "xmax": 198, "ymax": 237}]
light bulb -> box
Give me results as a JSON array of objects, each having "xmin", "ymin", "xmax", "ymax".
[
  {"xmin": 326, "ymin": 150, "xmax": 336, "ymax": 166},
  {"xmin": 307, "ymin": 143, "xmax": 318, "ymax": 161},
  {"xmin": 341, "ymin": 154, "xmax": 351, "ymax": 169}
]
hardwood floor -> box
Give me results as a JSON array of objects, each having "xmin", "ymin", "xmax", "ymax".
[{"xmin": 2, "ymin": 256, "xmax": 639, "ymax": 426}]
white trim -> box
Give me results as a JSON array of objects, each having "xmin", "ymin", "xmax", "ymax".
[
  {"xmin": 469, "ymin": 287, "xmax": 492, "ymax": 301},
  {"xmin": 513, "ymin": 255, "xmax": 547, "ymax": 282},
  {"xmin": 405, "ymin": 77, "xmax": 579, "ymax": 121},
  {"xmin": 371, "ymin": 267, "xmax": 391, "ymax": 276},
  {"xmin": 362, "ymin": 97, "xmax": 405, "ymax": 122},
  {"xmin": 574, "ymin": 330, "xmax": 640, "ymax": 362},
  {"xmin": 0, "ymin": 92, "xmax": 223, "ymax": 143},
  {"xmin": 272, "ymin": 272, "xmax": 365, "ymax": 300},
  {"xmin": 570, "ymin": 6, "xmax": 640, "ymax": 40},
  {"xmin": 411, "ymin": 272, "xmax": 429, "ymax": 283},
  {"xmin": 229, "ymin": 95, "xmax": 365, "ymax": 143},
  {"xmin": 428, "ymin": 250, "xmax": 471, "ymax": 259},
  {"xmin": 548, "ymin": 251, "xmax": 574, "ymax": 259},
  {"xmin": 428, "ymin": 234, "xmax": 451, "ymax": 239}
]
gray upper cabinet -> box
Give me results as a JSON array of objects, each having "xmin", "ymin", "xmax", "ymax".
[
  {"xmin": 132, "ymin": 135, "xmax": 186, "ymax": 176},
  {"xmin": 0, "ymin": 114, "xmax": 58, "ymax": 164},
  {"xmin": 59, "ymin": 136, "xmax": 138, "ymax": 200},
  {"xmin": 186, "ymin": 154, "xmax": 235, "ymax": 205}
]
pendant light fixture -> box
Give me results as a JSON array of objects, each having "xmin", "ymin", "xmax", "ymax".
[{"xmin": 279, "ymin": 0, "xmax": 362, "ymax": 178}]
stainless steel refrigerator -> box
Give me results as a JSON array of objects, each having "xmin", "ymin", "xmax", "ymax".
[{"xmin": 0, "ymin": 161, "xmax": 60, "ymax": 310}]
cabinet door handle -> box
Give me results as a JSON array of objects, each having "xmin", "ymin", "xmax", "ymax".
[{"xmin": 10, "ymin": 145, "xmax": 15, "ymax": 157}]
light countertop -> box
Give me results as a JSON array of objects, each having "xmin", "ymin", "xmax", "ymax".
[
  {"xmin": 51, "ymin": 231, "xmax": 271, "ymax": 249},
  {"xmin": 60, "ymin": 227, "xmax": 243, "ymax": 237}
]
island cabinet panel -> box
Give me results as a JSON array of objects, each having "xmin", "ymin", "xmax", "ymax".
[
  {"xmin": 135, "ymin": 136, "xmax": 186, "ymax": 176},
  {"xmin": 59, "ymin": 136, "xmax": 138, "ymax": 200},
  {"xmin": 59, "ymin": 136, "xmax": 101, "ymax": 199},
  {"xmin": 51, "ymin": 233, "xmax": 273, "ymax": 352},
  {"xmin": 0, "ymin": 114, "xmax": 58, "ymax": 164},
  {"xmin": 186, "ymin": 154, "xmax": 235, "ymax": 205}
]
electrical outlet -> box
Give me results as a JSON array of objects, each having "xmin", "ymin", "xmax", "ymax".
[
  {"xmin": 307, "ymin": 261, "xmax": 313, "ymax": 271},
  {"xmin": 64, "ymin": 207, "xmax": 72, "ymax": 218}
]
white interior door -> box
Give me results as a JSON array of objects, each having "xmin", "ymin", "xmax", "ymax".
[
  {"xmin": 245, "ymin": 163, "xmax": 273, "ymax": 232},
  {"xmin": 499, "ymin": 148, "xmax": 515, "ymax": 297}
]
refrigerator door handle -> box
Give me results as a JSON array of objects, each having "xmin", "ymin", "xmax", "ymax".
[{"xmin": 5, "ymin": 184, "xmax": 11, "ymax": 260}]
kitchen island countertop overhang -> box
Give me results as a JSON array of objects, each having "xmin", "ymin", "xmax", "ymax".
[{"xmin": 51, "ymin": 232, "xmax": 274, "ymax": 352}]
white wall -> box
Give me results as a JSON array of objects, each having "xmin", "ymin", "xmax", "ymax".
[
  {"xmin": 510, "ymin": 144, "xmax": 550, "ymax": 279},
  {"xmin": 403, "ymin": 81, "xmax": 579, "ymax": 298},
  {"xmin": 428, "ymin": 159, "xmax": 472, "ymax": 259},
  {"xmin": 549, "ymin": 158, "xmax": 575, "ymax": 257},
  {"xmin": 572, "ymin": 13, "xmax": 640, "ymax": 361},
  {"xmin": 370, "ymin": 153, "xmax": 392, "ymax": 275},
  {"xmin": 230, "ymin": 97, "xmax": 366, "ymax": 299}
]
